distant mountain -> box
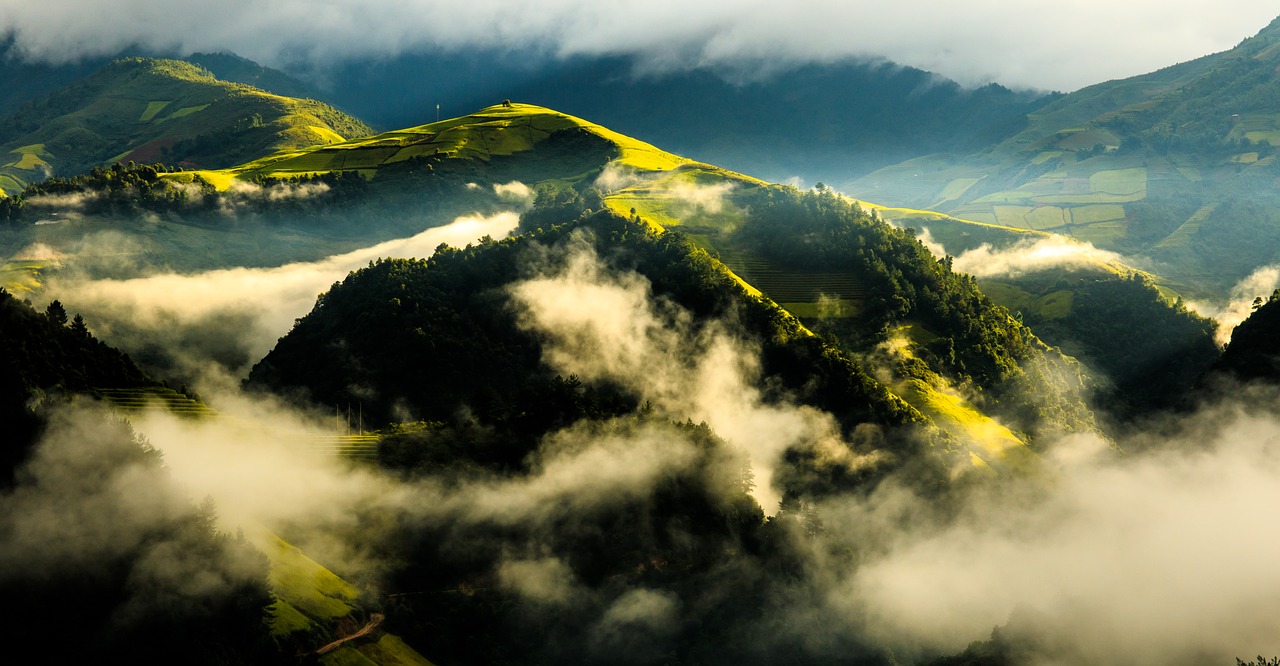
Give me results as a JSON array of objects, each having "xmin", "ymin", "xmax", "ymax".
[
  {"xmin": 304, "ymin": 52, "xmax": 1052, "ymax": 183},
  {"xmin": 0, "ymin": 57, "xmax": 371, "ymax": 194},
  {"xmin": 0, "ymin": 45, "xmax": 327, "ymax": 115},
  {"xmin": 849, "ymin": 15, "xmax": 1280, "ymax": 299}
]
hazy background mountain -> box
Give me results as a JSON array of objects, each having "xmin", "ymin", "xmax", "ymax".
[{"xmin": 849, "ymin": 17, "xmax": 1280, "ymax": 300}]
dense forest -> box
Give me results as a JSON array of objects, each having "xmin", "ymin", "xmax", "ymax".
[{"xmin": 730, "ymin": 185, "xmax": 1095, "ymax": 440}]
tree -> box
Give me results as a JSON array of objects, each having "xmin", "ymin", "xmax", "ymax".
[{"xmin": 45, "ymin": 300, "xmax": 67, "ymax": 326}]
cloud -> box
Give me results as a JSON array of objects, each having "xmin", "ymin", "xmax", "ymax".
[
  {"xmin": 1187, "ymin": 264, "xmax": 1280, "ymax": 347},
  {"xmin": 951, "ymin": 236, "xmax": 1125, "ymax": 279},
  {"xmin": 493, "ymin": 180, "xmax": 535, "ymax": 208},
  {"xmin": 508, "ymin": 234, "xmax": 884, "ymax": 512},
  {"xmin": 816, "ymin": 391, "xmax": 1280, "ymax": 663},
  {"xmin": 593, "ymin": 162, "xmax": 649, "ymax": 192},
  {"xmin": 44, "ymin": 211, "xmax": 521, "ymax": 377},
  {"xmin": 2, "ymin": 1, "xmax": 1277, "ymax": 91},
  {"xmin": 0, "ymin": 405, "xmax": 266, "ymax": 617}
]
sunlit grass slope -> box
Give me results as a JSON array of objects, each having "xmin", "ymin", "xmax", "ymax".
[
  {"xmin": 254, "ymin": 532, "xmax": 436, "ymax": 665},
  {"xmin": 172, "ymin": 102, "xmax": 691, "ymax": 187},
  {"xmin": 0, "ymin": 57, "xmax": 371, "ymax": 194}
]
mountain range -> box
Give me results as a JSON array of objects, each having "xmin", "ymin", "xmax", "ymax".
[{"xmin": 4, "ymin": 17, "xmax": 1280, "ymax": 665}]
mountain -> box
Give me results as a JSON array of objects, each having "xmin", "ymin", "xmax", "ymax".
[
  {"xmin": 847, "ymin": 16, "xmax": 1280, "ymax": 299},
  {"xmin": 0, "ymin": 57, "xmax": 371, "ymax": 194},
  {"xmin": 860, "ymin": 204, "xmax": 1220, "ymax": 418},
  {"xmin": 303, "ymin": 51, "xmax": 1051, "ymax": 183}
]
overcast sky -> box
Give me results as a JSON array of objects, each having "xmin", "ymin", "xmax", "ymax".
[{"xmin": 1, "ymin": 1, "xmax": 1277, "ymax": 92}]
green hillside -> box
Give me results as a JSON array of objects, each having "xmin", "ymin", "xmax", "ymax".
[
  {"xmin": 847, "ymin": 16, "xmax": 1280, "ymax": 299},
  {"xmin": 0, "ymin": 57, "xmax": 371, "ymax": 195},
  {"xmin": 861, "ymin": 204, "xmax": 1219, "ymax": 418}
]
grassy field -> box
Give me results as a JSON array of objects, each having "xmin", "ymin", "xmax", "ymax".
[{"xmin": 179, "ymin": 102, "xmax": 693, "ymax": 189}]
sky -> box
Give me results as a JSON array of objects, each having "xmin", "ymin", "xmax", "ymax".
[{"xmin": 1, "ymin": 1, "xmax": 1277, "ymax": 92}]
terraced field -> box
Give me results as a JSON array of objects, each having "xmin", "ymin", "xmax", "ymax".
[
  {"xmin": 717, "ymin": 248, "xmax": 867, "ymax": 318},
  {"xmin": 95, "ymin": 387, "xmax": 218, "ymax": 417},
  {"xmin": 94, "ymin": 388, "xmax": 380, "ymax": 459}
]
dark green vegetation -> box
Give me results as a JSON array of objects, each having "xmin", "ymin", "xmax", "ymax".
[
  {"xmin": 851, "ymin": 17, "xmax": 1280, "ymax": 298},
  {"xmin": 728, "ymin": 187, "xmax": 1094, "ymax": 439},
  {"xmin": 1212, "ymin": 289, "xmax": 1280, "ymax": 383},
  {"xmin": 0, "ymin": 289, "xmax": 155, "ymax": 480},
  {"xmin": 0, "ymin": 415, "xmax": 280, "ymax": 663},
  {"xmin": 0, "ymin": 57, "xmax": 370, "ymax": 195},
  {"xmin": 993, "ymin": 271, "xmax": 1219, "ymax": 419},
  {"xmin": 249, "ymin": 208, "xmax": 930, "ymax": 477},
  {"xmin": 0, "ymin": 292, "xmax": 282, "ymax": 662},
  {"xmin": 248, "ymin": 208, "xmax": 934, "ymax": 665}
]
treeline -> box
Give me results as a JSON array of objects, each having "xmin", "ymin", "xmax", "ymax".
[
  {"xmin": 0, "ymin": 289, "xmax": 154, "ymax": 479},
  {"xmin": 0, "ymin": 161, "xmax": 371, "ymax": 223}
]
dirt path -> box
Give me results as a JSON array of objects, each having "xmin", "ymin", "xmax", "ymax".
[{"xmin": 315, "ymin": 613, "xmax": 385, "ymax": 655}]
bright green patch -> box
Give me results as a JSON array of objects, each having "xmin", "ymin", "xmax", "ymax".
[
  {"xmin": 938, "ymin": 177, "xmax": 982, "ymax": 202},
  {"xmin": 1067, "ymin": 204, "xmax": 1126, "ymax": 225},
  {"xmin": 1035, "ymin": 290, "xmax": 1074, "ymax": 319},
  {"xmin": 309, "ymin": 124, "xmax": 346, "ymax": 144},
  {"xmin": 974, "ymin": 190, "xmax": 1035, "ymax": 204},
  {"xmin": 158, "ymin": 104, "xmax": 209, "ymax": 121},
  {"xmin": 1232, "ymin": 152, "xmax": 1260, "ymax": 164},
  {"xmin": 1154, "ymin": 203, "xmax": 1217, "ymax": 250},
  {"xmin": 1033, "ymin": 192, "xmax": 1145, "ymax": 205},
  {"xmin": 1024, "ymin": 206, "xmax": 1067, "ymax": 230},
  {"xmin": 138, "ymin": 100, "xmax": 171, "ymax": 122},
  {"xmin": 977, "ymin": 282, "xmax": 1034, "ymax": 312},
  {"xmin": 262, "ymin": 535, "xmax": 359, "ymax": 621},
  {"xmin": 1245, "ymin": 130, "xmax": 1280, "ymax": 145},
  {"xmin": 353, "ymin": 635, "xmax": 437, "ymax": 666},
  {"xmin": 268, "ymin": 597, "xmax": 315, "ymax": 637},
  {"xmin": 1068, "ymin": 220, "xmax": 1127, "ymax": 245},
  {"xmin": 8, "ymin": 146, "xmax": 51, "ymax": 171},
  {"xmin": 1055, "ymin": 128, "xmax": 1120, "ymax": 150},
  {"xmin": 1088, "ymin": 167, "xmax": 1147, "ymax": 195},
  {"xmin": 779, "ymin": 299, "xmax": 861, "ymax": 319},
  {"xmin": 0, "ymin": 260, "xmax": 51, "ymax": 293},
  {"xmin": 320, "ymin": 647, "xmax": 380, "ymax": 666},
  {"xmin": 1030, "ymin": 151, "xmax": 1063, "ymax": 165},
  {"xmin": 993, "ymin": 205, "xmax": 1033, "ymax": 228}
]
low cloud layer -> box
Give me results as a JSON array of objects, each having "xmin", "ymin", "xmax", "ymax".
[
  {"xmin": 42, "ymin": 212, "xmax": 520, "ymax": 377},
  {"xmin": 951, "ymin": 236, "xmax": 1125, "ymax": 279},
  {"xmin": 826, "ymin": 391, "xmax": 1280, "ymax": 663},
  {"xmin": 3, "ymin": 1, "xmax": 1276, "ymax": 91}
]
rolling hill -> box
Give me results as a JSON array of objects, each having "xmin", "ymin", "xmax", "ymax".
[
  {"xmin": 847, "ymin": 15, "xmax": 1280, "ymax": 299},
  {"xmin": 306, "ymin": 51, "xmax": 1052, "ymax": 184},
  {"xmin": 0, "ymin": 57, "xmax": 371, "ymax": 195}
]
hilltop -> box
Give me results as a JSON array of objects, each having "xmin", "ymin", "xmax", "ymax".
[{"xmin": 0, "ymin": 57, "xmax": 371, "ymax": 194}]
